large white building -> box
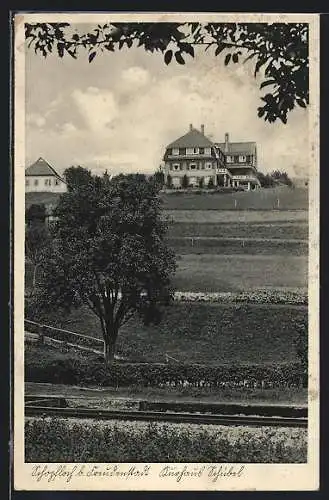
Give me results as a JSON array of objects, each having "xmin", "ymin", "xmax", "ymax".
[
  {"xmin": 163, "ymin": 125, "xmax": 261, "ymax": 191},
  {"xmin": 25, "ymin": 157, "xmax": 67, "ymax": 193}
]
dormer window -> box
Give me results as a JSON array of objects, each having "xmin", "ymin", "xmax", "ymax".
[
  {"xmin": 167, "ymin": 148, "xmax": 172, "ymax": 155},
  {"xmin": 179, "ymin": 148, "xmax": 186, "ymax": 155},
  {"xmin": 199, "ymin": 147, "xmax": 204, "ymax": 154},
  {"xmin": 193, "ymin": 148, "xmax": 198, "ymax": 154}
]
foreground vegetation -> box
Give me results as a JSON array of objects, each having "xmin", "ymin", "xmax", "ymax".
[
  {"xmin": 25, "ymin": 417, "xmax": 307, "ymax": 463},
  {"xmin": 25, "ymin": 340, "xmax": 306, "ymax": 390}
]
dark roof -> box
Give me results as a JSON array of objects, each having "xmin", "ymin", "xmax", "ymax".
[
  {"xmin": 167, "ymin": 128, "xmax": 215, "ymax": 149},
  {"xmin": 216, "ymin": 142, "xmax": 257, "ymax": 155},
  {"xmin": 25, "ymin": 157, "xmax": 64, "ymax": 180}
]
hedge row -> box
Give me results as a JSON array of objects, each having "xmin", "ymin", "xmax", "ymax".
[
  {"xmin": 174, "ymin": 290, "xmax": 308, "ymax": 306},
  {"xmin": 25, "ymin": 418, "xmax": 307, "ymax": 463},
  {"xmin": 25, "ymin": 356, "xmax": 307, "ymax": 389}
]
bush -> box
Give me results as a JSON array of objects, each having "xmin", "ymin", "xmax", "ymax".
[
  {"xmin": 207, "ymin": 177, "xmax": 215, "ymax": 189},
  {"xmin": 174, "ymin": 290, "xmax": 307, "ymax": 305},
  {"xmin": 25, "ymin": 418, "xmax": 307, "ymax": 463},
  {"xmin": 25, "ymin": 354, "xmax": 307, "ymax": 389}
]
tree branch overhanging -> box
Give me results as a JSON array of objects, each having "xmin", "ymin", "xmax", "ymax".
[{"xmin": 25, "ymin": 21, "xmax": 309, "ymax": 124}]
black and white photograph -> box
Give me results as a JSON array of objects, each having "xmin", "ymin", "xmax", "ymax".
[{"xmin": 14, "ymin": 12, "xmax": 319, "ymax": 491}]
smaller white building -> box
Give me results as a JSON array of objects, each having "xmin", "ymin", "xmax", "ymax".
[{"xmin": 25, "ymin": 157, "xmax": 67, "ymax": 193}]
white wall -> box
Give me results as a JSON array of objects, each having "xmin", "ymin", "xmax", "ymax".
[{"xmin": 25, "ymin": 176, "xmax": 67, "ymax": 193}]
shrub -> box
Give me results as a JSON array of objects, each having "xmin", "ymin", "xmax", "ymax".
[
  {"xmin": 25, "ymin": 418, "xmax": 307, "ymax": 463},
  {"xmin": 25, "ymin": 355, "xmax": 307, "ymax": 389},
  {"xmin": 207, "ymin": 177, "xmax": 215, "ymax": 189},
  {"xmin": 166, "ymin": 174, "xmax": 173, "ymax": 188},
  {"xmin": 181, "ymin": 174, "xmax": 189, "ymax": 188},
  {"xmin": 174, "ymin": 290, "xmax": 307, "ymax": 306}
]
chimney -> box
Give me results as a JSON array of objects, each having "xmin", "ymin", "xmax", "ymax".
[
  {"xmin": 201, "ymin": 124, "xmax": 205, "ymax": 135},
  {"xmin": 189, "ymin": 123, "xmax": 193, "ymax": 131},
  {"xmin": 224, "ymin": 132, "xmax": 229, "ymax": 153}
]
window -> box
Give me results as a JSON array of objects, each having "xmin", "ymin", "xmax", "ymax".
[
  {"xmin": 167, "ymin": 148, "xmax": 172, "ymax": 155},
  {"xmin": 206, "ymin": 163, "xmax": 212, "ymax": 169},
  {"xmin": 172, "ymin": 148, "xmax": 179, "ymax": 155},
  {"xmin": 239, "ymin": 155, "xmax": 246, "ymax": 162},
  {"xmin": 179, "ymin": 148, "xmax": 186, "ymax": 155},
  {"xmin": 199, "ymin": 147, "xmax": 204, "ymax": 154},
  {"xmin": 246, "ymin": 155, "xmax": 251, "ymax": 163},
  {"xmin": 173, "ymin": 164, "xmax": 179, "ymax": 171},
  {"xmin": 55, "ymin": 179, "xmax": 60, "ymax": 185},
  {"xmin": 226, "ymin": 156, "xmax": 232, "ymax": 163},
  {"xmin": 234, "ymin": 155, "xmax": 239, "ymax": 163},
  {"xmin": 190, "ymin": 164, "xmax": 196, "ymax": 170},
  {"xmin": 34, "ymin": 179, "xmax": 38, "ymax": 186},
  {"xmin": 45, "ymin": 178, "xmax": 52, "ymax": 186},
  {"xmin": 193, "ymin": 147, "xmax": 198, "ymax": 154},
  {"xmin": 25, "ymin": 179, "xmax": 29, "ymax": 186}
]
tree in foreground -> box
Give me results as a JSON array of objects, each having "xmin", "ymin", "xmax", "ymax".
[
  {"xmin": 25, "ymin": 205, "xmax": 50, "ymax": 292},
  {"xmin": 25, "ymin": 22, "xmax": 308, "ymax": 124},
  {"xmin": 35, "ymin": 171, "xmax": 176, "ymax": 365}
]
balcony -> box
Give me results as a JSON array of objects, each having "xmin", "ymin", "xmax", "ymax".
[{"xmin": 216, "ymin": 167, "xmax": 232, "ymax": 176}]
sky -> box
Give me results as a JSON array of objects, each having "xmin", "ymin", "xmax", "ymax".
[{"xmin": 25, "ymin": 25, "xmax": 309, "ymax": 178}]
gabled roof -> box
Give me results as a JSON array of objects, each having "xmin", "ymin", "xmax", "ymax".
[
  {"xmin": 216, "ymin": 142, "xmax": 257, "ymax": 155},
  {"xmin": 25, "ymin": 157, "xmax": 64, "ymax": 180},
  {"xmin": 167, "ymin": 128, "xmax": 215, "ymax": 149}
]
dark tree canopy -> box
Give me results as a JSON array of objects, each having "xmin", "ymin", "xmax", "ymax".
[
  {"xmin": 63, "ymin": 165, "xmax": 93, "ymax": 191},
  {"xmin": 25, "ymin": 22, "xmax": 308, "ymax": 124},
  {"xmin": 25, "ymin": 203, "xmax": 47, "ymax": 225},
  {"xmin": 34, "ymin": 171, "xmax": 176, "ymax": 364}
]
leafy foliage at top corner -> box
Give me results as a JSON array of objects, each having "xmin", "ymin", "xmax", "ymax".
[{"xmin": 25, "ymin": 21, "xmax": 309, "ymax": 124}]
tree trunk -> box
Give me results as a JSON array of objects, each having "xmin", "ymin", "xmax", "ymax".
[{"xmin": 103, "ymin": 328, "xmax": 118, "ymax": 367}]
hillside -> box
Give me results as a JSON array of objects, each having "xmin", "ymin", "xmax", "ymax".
[{"xmin": 160, "ymin": 186, "xmax": 308, "ymax": 211}]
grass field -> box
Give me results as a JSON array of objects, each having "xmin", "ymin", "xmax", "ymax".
[
  {"xmin": 173, "ymin": 254, "xmax": 307, "ymax": 292},
  {"xmin": 161, "ymin": 187, "xmax": 308, "ymax": 211},
  {"xmin": 167, "ymin": 238, "xmax": 307, "ymax": 256},
  {"xmin": 25, "ymin": 253, "xmax": 308, "ymax": 293},
  {"xmin": 167, "ymin": 222, "xmax": 308, "ymax": 240},
  {"xmin": 164, "ymin": 209, "xmax": 308, "ymax": 224},
  {"xmin": 33, "ymin": 302, "xmax": 307, "ymax": 366}
]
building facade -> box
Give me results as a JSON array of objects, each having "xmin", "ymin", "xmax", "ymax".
[
  {"xmin": 163, "ymin": 126, "xmax": 261, "ymax": 191},
  {"xmin": 25, "ymin": 157, "xmax": 67, "ymax": 193}
]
